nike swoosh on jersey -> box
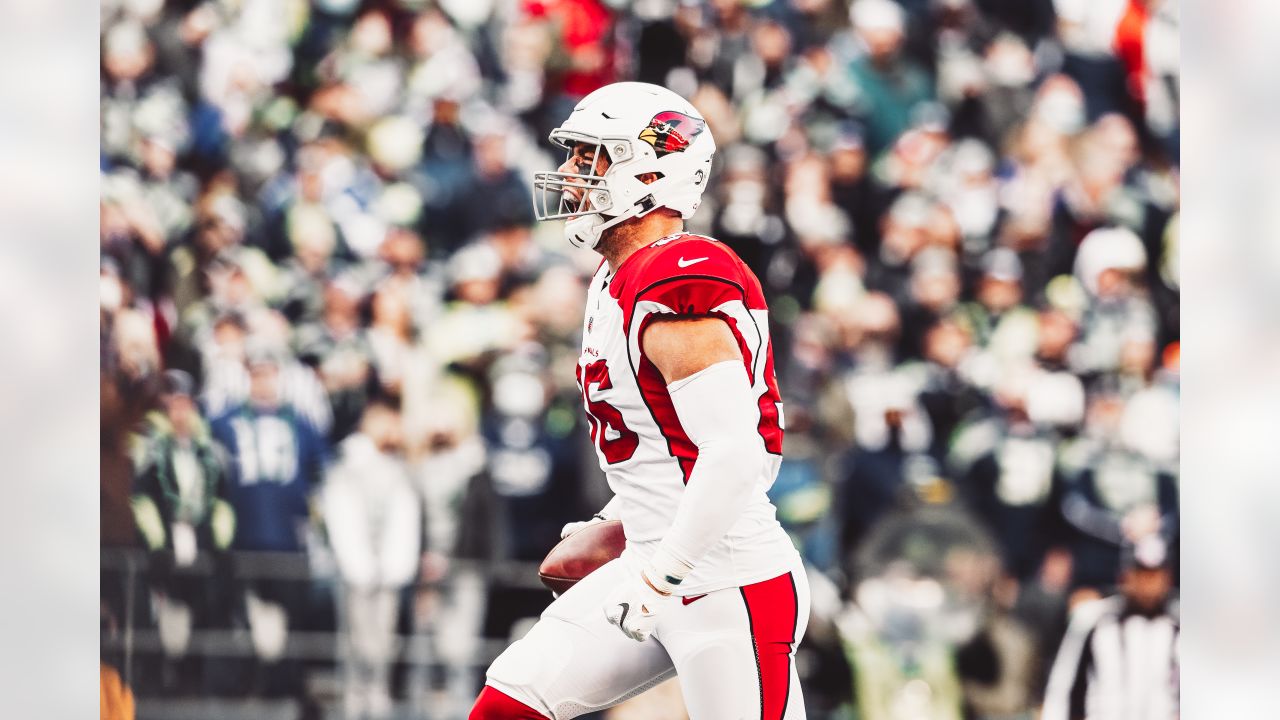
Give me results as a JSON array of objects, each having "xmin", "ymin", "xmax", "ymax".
[
  {"xmin": 677, "ymin": 256, "xmax": 709, "ymax": 268},
  {"xmin": 681, "ymin": 594, "xmax": 708, "ymax": 605}
]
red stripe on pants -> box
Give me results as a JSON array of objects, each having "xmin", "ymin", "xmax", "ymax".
[
  {"xmin": 740, "ymin": 572, "xmax": 798, "ymax": 720},
  {"xmin": 469, "ymin": 685, "xmax": 549, "ymax": 719}
]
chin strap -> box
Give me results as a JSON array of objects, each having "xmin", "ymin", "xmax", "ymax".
[{"xmin": 566, "ymin": 193, "xmax": 662, "ymax": 249}]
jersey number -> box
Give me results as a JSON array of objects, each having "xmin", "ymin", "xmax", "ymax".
[
  {"xmin": 230, "ymin": 416, "xmax": 298, "ymax": 485},
  {"xmin": 577, "ymin": 360, "xmax": 639, "ymax": 464}
]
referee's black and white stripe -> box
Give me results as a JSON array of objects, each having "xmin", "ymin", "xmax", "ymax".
[{"xmin": 1043, "ymin": 596, "xmax": 1179, "ymax": 720}]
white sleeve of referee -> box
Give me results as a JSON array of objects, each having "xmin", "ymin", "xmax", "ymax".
[
  {"xmin": 649, "ymin": 359, "xmax": 766, "ymax": 580},
  {"xmin": 1043, "ymin": 599, "xmax": 1108, "ymax": 720}
]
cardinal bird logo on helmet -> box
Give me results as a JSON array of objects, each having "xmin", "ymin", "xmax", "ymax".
[{"xmin": 638, "ymin": 111, "xmax": 706, "ymax": 158}]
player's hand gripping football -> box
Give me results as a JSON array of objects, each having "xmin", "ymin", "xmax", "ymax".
[
  {"xmin": 602, "ymin": 567, "xmax": 675, "ymax": 642},
  {"xmin": 560, "ymin": 512, "xmax": 609, "ymax": 539}
]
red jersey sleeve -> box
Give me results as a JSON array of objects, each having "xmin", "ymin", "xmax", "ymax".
[{"xmin": 629, "ymin": 236, "xmax": 747, "ymax": 315}]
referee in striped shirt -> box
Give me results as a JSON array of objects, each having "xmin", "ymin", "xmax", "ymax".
[{"xmin": 1043, "ymin": 535, "xmax": 1179, "ymax": 720}]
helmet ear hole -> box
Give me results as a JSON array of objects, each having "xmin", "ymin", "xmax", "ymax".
[{"xmin": 635, "ymin": 171, "xmax": 664, "ymax": 185}]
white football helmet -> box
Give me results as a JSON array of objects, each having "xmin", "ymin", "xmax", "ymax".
[{"xmin": 532, "ymin": 82, "xmax": 717, "ymax": 250}]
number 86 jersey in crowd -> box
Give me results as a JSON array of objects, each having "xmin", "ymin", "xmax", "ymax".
[{"xmin": 574, "ymin": 233, "xmax": 799, "ymax": 595}]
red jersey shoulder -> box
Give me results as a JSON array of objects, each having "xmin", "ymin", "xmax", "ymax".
[{"xmin": 610, "ymin": 234, "xmax": 751, "ymax": 313}]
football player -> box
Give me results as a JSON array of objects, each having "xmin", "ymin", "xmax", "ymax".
[{"xmin": 470, "ymin": 82, "xmax": 810, "ymax": 720}]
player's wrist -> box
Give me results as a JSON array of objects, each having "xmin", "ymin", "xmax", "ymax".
[
  {"xmin": 640, "ymin": 568, "xmax": 674, "ymax": 597},
  {"xmin": 644, "ymin": 545, "xmax": 693, "ymax": 596}
]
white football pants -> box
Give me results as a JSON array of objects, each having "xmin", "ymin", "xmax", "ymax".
[{"xmin": 484, "ymin": 555, "xmax": 810, "ymax": 720}]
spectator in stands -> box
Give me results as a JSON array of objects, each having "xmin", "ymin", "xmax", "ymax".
[
  {"xmin": 295, "ymin": 279, "xmax": 376, "ymax": 443},
  {"xmin": 201, "ymin": 310, "xmax": 333, "ymax": 435},
  {"xmin": 1072, "ymin": 226, "xmax": 1158, "ymax": 378},
  {"xmin": 321, "ymin": 402, "xmax": 421, "ymax": 720},
  {"xmin": 898, "ymin": 247, "xmax": 961, "ymax": 359},
  {"xmin": 365, "ymin": 283, "xmax": 418, "ymax": 403},
  {"xmin": 101, "ymin": 18, "xmax": 180, "ymax": 164},
  {"xmin": 209, "ymin": 342, "xmax": 329, "ymax": 693},
  {"xmin": 866, "ymin": 192, "xmax": 933, "ymax": 303},
  {"xmin": 101, "ymin": 262, "xmax": 158, "ymax": 634},
  {"xmin": 955, "ymin": 247, "xmax": 1039, "ymax": 374},
  {"xmin": 135, "ymin": 128, "xmax": 197, "ymax": 247},
  {"xmin": 101, "ymin": 172, "xmax": 169, "ymax": 302},
  {"xmin": 486, "ymin": 216, "xmax": 551, "ymax": 297},
  {"xmin": 1056, "ymin": 389, "xmax": 1177, "ymax": 591},
  {"xmin": 934, "ymin": 139, "xmax": 1000, "ymax": 258},
  {"xmin": 836, "ymin": 368, "xmax": 933, "ymax": 557},
  {"xmin": 424, "ymin": 243, "xmax": 521, "ymax": 367},
  {"xmin": 826, "ymin": 126, "xmax": 883, "ymax": 259},
  {"xmin": 404, "ymin": 385, "xmax": 489, "ymax": 719},
  {"xmin": 913, "ymin": 317, "xmax": 985, "ymax": 460},
  {"xmin": 843, "ymin": 0, "xmax": 935, "ymax": 155},
  {"xmin": 528, "ymin": 0, "xmax": 617, "ymax": 108},
  {"xmin": 1034, "ymin": 307, "xmax": 1080, "ymax": 374},
  {"xmin": 273, "ymin": 204, "xmax": 338, "ymax": 326},
  {"xmin": 211, "ymin": 342, "xmax": 328, "ymax": 552},
  {"xmin": 131, "ymin": 369, "xmax": 235, "ymax": 662},
  {"xmin": 456, "ymin": 121, "xmax": 535, "ymax": 245},
  {"xmin": 1117, "ymin": 342, "xmax": 1179, "ymax": 474},
  {"xmin": 1052, "ymin": 0, "xmax": 1145, "ymax": 123},
  {"xmin": 956, "ymin": 370, "xmax": 1068, "ymax": 581},
  {"xmin": 163, "ymin": 189, "xmax": 240, "ymax": 313},
  {"xmin": 376, "ymin": 227, "xmax": 447, "ymax": 334}
]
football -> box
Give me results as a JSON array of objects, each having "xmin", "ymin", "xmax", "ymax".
[{"xmin": 538, "ymin": 519, "xmax": 626, "ymax": 595}]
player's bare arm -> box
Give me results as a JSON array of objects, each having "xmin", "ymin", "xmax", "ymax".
[{"xmin": 640, "ymin": 316, "xmax": 742, "ymax": 383}]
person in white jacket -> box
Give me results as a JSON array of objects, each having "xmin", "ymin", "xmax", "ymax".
[{"xmin": 322, "ymin": 402, "xmax": 422, "ymax": 719}]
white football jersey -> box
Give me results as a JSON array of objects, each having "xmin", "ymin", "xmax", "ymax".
[{"xmin": 575, "ymin": 233, "xmax": 799, "ymax": 595}]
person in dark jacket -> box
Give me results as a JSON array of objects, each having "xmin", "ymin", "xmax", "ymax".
[
  {"xmin": 209, "ymin": 345, "xmax": 329, "ymax": 554},
  {"xmin": 208, "ymin": 343, "xmax": 330, "ymax": 695},
  {"xmin": 131, "ymin": 369, "xmax": 236, "ymax": 686},
  {"xmin": 133, "ymin": 371, "xmax": 235, "ymax": 561}
]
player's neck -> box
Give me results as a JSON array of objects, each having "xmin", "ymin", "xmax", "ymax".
[{"xmin": 598, "ymin": 210, "xmax": 684, "ymax": 272}]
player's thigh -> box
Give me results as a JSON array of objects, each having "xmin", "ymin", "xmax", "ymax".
[
  {"xmin": 484, "ymin": 559, "xmax": 675, "ymax": 719},
  {"xmin": 662, "ymin": 566, "xmax": 811, "ymax": 720},
  {"xmin": 659, "ymin": 614, "xmax": 757, "ymax": 720}
]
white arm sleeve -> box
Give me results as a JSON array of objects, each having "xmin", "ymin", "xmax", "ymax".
[{"xmin": 649, "ymin": 359, "xmax": 766, "ymax": 586}]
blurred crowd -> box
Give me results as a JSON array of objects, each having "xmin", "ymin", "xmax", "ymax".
[{"xmin": 99, "ymin": 0, "xmax": 1179, "ymax": 718}]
